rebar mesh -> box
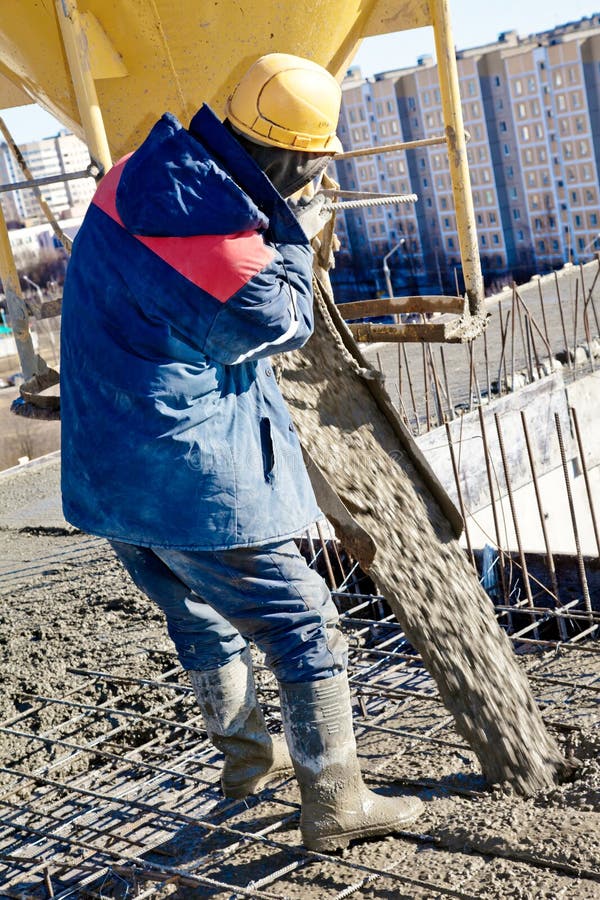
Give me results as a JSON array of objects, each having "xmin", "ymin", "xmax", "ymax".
[{"xmin": 0, "ymin": 523, "xmax": 598, "ymax": 899}]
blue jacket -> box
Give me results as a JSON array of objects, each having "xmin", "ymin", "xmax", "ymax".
[{"xmin": 60, "ymin": 105, "xmax": 321, "ymax": 549}]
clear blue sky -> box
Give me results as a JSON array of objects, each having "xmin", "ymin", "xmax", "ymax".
[{"xmin": 2, "ymin": 2, "xmax": 599, "ymax": 143}]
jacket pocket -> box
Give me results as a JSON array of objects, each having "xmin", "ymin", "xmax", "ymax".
[{"xmin": 260, "ymin": 417, "xmax": 276, "ymax": 484}]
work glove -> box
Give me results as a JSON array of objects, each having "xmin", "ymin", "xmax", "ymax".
[{"xmin": 290, "ymin": 193, "xmax": 334, "ymax": 241}]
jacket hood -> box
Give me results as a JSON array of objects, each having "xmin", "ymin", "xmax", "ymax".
[{"xmin": 116, "ymin": 113, "xmax": 268, "ymax": 237}]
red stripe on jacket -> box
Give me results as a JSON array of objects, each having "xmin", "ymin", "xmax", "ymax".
[{"xmin": 92, "ymin": 158, "xmax": 274, "ymax": 304}]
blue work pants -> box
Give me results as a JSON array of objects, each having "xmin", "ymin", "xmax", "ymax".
[{"xmin": 110, "ymin": 539, "xmax": 347, "ymax": 683}]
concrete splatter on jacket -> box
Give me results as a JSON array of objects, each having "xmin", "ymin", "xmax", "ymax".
[{"xmin": 60, "ymin": 105, "xmax": 320, "ymax": 548}]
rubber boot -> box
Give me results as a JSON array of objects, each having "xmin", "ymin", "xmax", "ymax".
[
  {"xmin": 279, "ymin": 672, "xmax": 423, "ymax": 851},
  {"xmin": 189, "ymin": 648, "xmax": 292, "ymax": 799}
]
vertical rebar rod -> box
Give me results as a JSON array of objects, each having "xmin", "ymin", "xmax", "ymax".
[
  {"xmin": 483, "ymin": 326, "xmax": 492, "ymax": 401},
  {"xmin": 500, "ymin": 302, "xmax": 509, "ymax": 392},
  {"xmin": 397, "ymin": 343, "xmax": 403, "ymax": 406},
  {"xmin": 427, "ymin": 344, "xmax": 445, "ymax": 426},
  {"xmin": 569, "ymin": 406, "xmax": 600, "ymax": 558},
  {"xmin": 589, "ymin": 261, "xmax": 600, "ymax": 334},
  {"xmin": 316, "ymin": 521, "xmax": 336, "ymax": 589},
  {"xmin": 553, "ymin": 413, "xmax": 592, "ymax": 615},
  {"xmin": 524, "ymin": 312, "xmax": 534, "ymax": 381},
  {"xmin": 478, "ymin": 406, "xmax": 508, "ymax": 603},
  {"xmin": 515, "ymin": 290, "xmax": 553, "ymax": 359},
  {"xmin": 527, "ymin": 317, "xmax": 542, "ymax": 380},
  {"xmin": 470, "ymin": 342, "xmax": 483, "ymax": 408},
  {"xmin": 515, "ymin": 289, "xmax": 532, "ymax": 383},
  {"xmin": 510, "ymin": 286, "xmax": 517, "ymax": 390},
  {"xmin": 554, "ymin": 271, "xmax": 573, "ymax": 371},
  {"xmin": 466, "ymin": 343, "xmax": 475, "ymax": 410},
  {"xmin": 422, "ymin": 344, "xmax": 432, "ymax": 431},
  {"xmin": 572, "ymin": 280, "xmax": 580, "ymax": 366},
  {"xmin": 582, "ymin": 296, "xmax": 595, "ymax": 373},
  {"xmin": 445, "ymin": 422, "xmax": 475, "ymax": 569},
  {"xmin": 395, "ymin": 385, "xmax": 412, "ymax": 430},
  {"xmin": 494, "ymin": 413, "xmax": 534, "ymax": 609},
  {"xmin": 439, "ymin": 347, "xmax": 455, "ymax": 419},
  {"xmin": 496, "ymin": 308, "xmax": 511, "ymax": 396},
  {"xmin": 520, "ymin": 412, "xmax": 563, "ymax": 621},
  {"xmin": 402, "ymin": 344, "xmax": 420, "ymax": 434},
  {"xmin": 537, "ymin": 277, "xmax": 551, "ymax": 352}
]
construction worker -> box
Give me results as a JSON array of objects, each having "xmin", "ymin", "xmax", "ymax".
[{"xmin": 60, "ymin": 53, "xmax": 423, "ymax": 851}]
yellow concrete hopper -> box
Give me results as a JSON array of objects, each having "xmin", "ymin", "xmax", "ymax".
[
  {"xmin": 0, "ymin": 0, "xmax": 484, "ymax": 361},
  {"xmin": 0, "ymin": 0, "xmax": 432, "ymax": 161}
]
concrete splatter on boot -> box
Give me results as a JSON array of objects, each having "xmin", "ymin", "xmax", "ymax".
[
  {"xmin": 189, "ymin": 648, "xmax": 292, "ymax": 799},
  {"xmin": 279, "ymin": 672, "xmax": 423, "ymax": 851}
]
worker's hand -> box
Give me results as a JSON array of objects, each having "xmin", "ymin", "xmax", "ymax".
[{"xmin": 291, "ymin": 193, "xmax": 334, "ymax": 241}]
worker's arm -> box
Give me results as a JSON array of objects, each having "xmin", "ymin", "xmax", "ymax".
[{"xmin": 202, "ymin": 240, "xmax": 314, "ymax": 365}]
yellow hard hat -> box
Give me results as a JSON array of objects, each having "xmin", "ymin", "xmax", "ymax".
[{"xmin": 226, "ymin": 53, "xmax": 343, "ymax": 154}]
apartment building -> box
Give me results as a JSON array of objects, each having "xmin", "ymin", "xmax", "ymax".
[
  {"xmin": 334, "ymin": 14, "xmax": 600, "ymax": 298},
  {"xmin": 334, "ymin": 68, "xmax": 422, "ymax": 296},
  {"xmin": 0, "ymin": 130, "xmax": 95, "ymax": 225}
]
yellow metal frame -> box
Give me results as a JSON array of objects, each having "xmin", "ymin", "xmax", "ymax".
[{"xmin": 0, "ymin": 0, "xmax": 485, "ymax": 391}]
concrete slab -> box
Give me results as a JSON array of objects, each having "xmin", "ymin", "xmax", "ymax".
[{"xmin": 0, "ymin": 451, "xmax": 72, "ymax": 532}]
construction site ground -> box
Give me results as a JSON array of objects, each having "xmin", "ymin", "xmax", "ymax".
[{"xmin": 1, "ymin": 456, "xmax": 599, "ymax": 898}]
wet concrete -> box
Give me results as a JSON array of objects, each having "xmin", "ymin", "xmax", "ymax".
[{"xmin": 280, "ymin": 278, "xmax": 572, "ymax": 795}]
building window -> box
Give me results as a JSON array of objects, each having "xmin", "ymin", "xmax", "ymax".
[
  {"xmin": 493, "ymin": 234, "xmax": 500, "ymax": 244},
  {"xmin": 514, "ymin": 79, "xmax": 523, "ymax": 96},
  {"xmin": 504, "ymin": 143, "xmax": 510, "ymax": 155},
  {"xmin": 448, "ymin": 237, "xmax": 455, "ymax": 249},
  {"xmin": 513, "ymin": 209, "xmax": 521, "ymax": 220},
  {"xmin": 499, "ymin": 121, "xmax": 507, "ymax": 132}
]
